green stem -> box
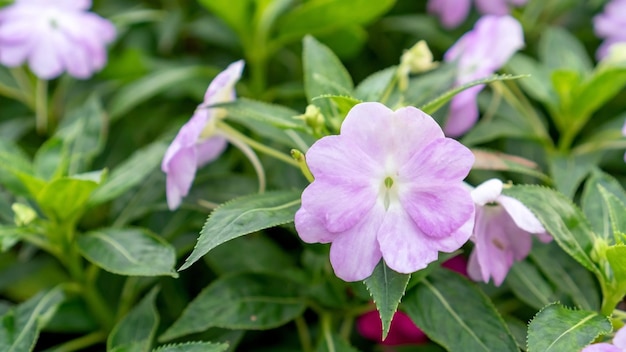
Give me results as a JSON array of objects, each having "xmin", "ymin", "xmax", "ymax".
[
  {"xmin": 222, "ymin": 131, "xmax": 267, "ymax": 193},
  {"xmin": 216, "ymin": 122, "xmax": 300, "ymax": 167},
  {"xmin": 321, "ymin": 313, "xmax": 336, "ymax": 352},
  {"xmin": 46, "ymin": 331, "xmax": 106, "ymax": 352},
  {"xmin": 10, "ymin": 67, "xmax": 33, "ymax": 97},
  {"xmin": 35, "ymin": 78, "xmax": 49, "ymax": 134},
  {"xmin": 295, "ymin": 316, "xmax": 313, "ymax": 352},
  {"xmin": 0, "ymin": 82, "xmax": 29, "ymax": 104}
]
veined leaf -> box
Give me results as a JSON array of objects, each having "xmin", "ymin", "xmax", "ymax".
[
  {"xmin": 179, "ymin": 190, "xmax": 301, "ymax": 271},
  {"xmin": 108, "ymin": 287, "xmax": 160, "ymax": 352},
  {"xmin": 581, "ymin": 169, "xmax": 626, "ymax": 240},
  {"xmin": 505, "ymin": 260, "xmax": 555, "ymax": 310},
  {"xmin": 215, "ymin": 98, "xmax": 305, "ymax": 131},
  {"xmin": 152, "ymin": 342, "xmax": 228, "ymax": 352}
]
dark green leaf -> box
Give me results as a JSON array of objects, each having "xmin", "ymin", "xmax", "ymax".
[
  {"xmin": 217, "ymin": 98, "xmax": 305, "ymax": 131},
  {"xmin": 363, "ymin": 261, "xmax": 410, "ymax": 340},
  {"xmin": 108, "ymin": 287, "xmax": 160, "ymax": 352},
  {"xmin": 0, "ymin": 286, "xmax": 65, "ymax": 352},
  {"xmin": 179, "ymin": 190, "xmax": 301, "ymax": 270},
  {"xmin": 548, "ymin": 152, "xmax": 603, "ymax": 199},
  {"xmin": 504, "ymin": 185, "xmax": 600, "ymax": 276},
  {"xmin": 316, "ymin": 333, "xmax": 360, "ymax": 352},
  {"xmin": 0, "ymin": 139, "xmax": 34, "ymax": 197},
  {"xmin": 197, "ymin": 0, "xmax": 252, "ymax": 41},
  {"xmin": 159, "ymin": 273, "xmax": 306, "ymax": 341},
  {"xmin": 527, "ymin": 303, "xmax": 611, "ymax": 352},
  {"xmin": 153, "ymin": 342, "xmax": 229, "ymax": 352},
  {"xmin": 404, "ymin": 268, "xmax": 518, "ymax": 352},
  {"xmin": 505, "ymin": 260, "xmax": 555, "ymax": 310},
  {"xmin": 77, "ymin": 228, "xmax": 178, "ymax": 277}
]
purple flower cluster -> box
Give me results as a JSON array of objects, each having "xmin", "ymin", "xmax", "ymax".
[
  {"xmin": 0, "ymin": 0, "xmax": 116, "ymax": 79},
  {"xmin": 428, "ymin": 0, "xmax": 526, "ymax": 29},
  {"xmin": 443, "ymin": 15, "xmax": 524, "ymax": 137},
  {"xmin": 594, "ymin": 0, "xmax": 626, "ymax": 60}
]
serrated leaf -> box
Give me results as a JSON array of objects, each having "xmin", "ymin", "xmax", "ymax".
[
  {"xmin": 108, "ymin": 287, "xmax": 160, "ymax": 352},
  {"xmin": 88, "ymin": 141, "xmax": 168, "ymax": 206},
  {"xmin": 159, "ymin": 273, "xmax": 306, "ymax": 341},
  {"xmin": 215, "ymin": 98, "xmax": 305, "ymax": 131},
  {"xmin": 77, "ymin": 227, "xmax": 177, "ymax": 277},
  {"xmin": 419, "ymin": 74, "xmax": 529, "ymax": 115},
  {"xmin": 506, "ymin": 260, "xmax": 555, "ymax": 310},
  {"xmin": 404, "ymin": 268, "xmax": 518, "ymax": 352},
  {"xmin": 302, "ymin": 35, "xmax": 354, "ymax": 117},
  {"xmin": 179, "ymin": 190, "xmax": 301, "ymax": 271},
  {"xmin": 152, "ymin": 342, "xmax": 228, "ymax": 352},
  {"xmin": 581, "ymin": 169, "xmax": 626, "ymax": 239},
  {"xmin": 363, "ymin": 260, "xmax": 410, "ymax": 340},
  {"xmin": 0, "ymin": 286, "xmax": 65, "ymax": 352},
  {"xmin": 526, "ymin": 303, "xmax": 611, "ymax": 352},
  {"xmin": 503, "ymin": 185, "xmax": 600, "ymax": 276}
]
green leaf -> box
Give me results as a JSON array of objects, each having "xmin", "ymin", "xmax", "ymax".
[
  {"xmin": 33, "ymin": 137, "xmax": 67, "ymax": 181},
  {"xmin": 315, "ymin": 333, "xmax": 360, "ymax": 352},
  {"xmin": 526, "ymin": 303, "xmax": 611, "ymax": 352},
  {"xmin": 302, "ymin": 35, "xmax": 354, "ymax": 116},
  {"xmin": 571, "ymin": 65, "xmax": 626, "ymax": 125},
  {"xmin": 548, "ymin": 152, "xmax": 603, "ymax": 199},
  {"xmin": 311, "ymin": 94, "xmax": 362, "ymax": 116},
  {"xmin": 108, "ymin": 287, "xmax": 160, "ymax": 352},
  {"xmin": 36, "ymin": 177, "xmax": 99, "ymax": 222},
  {"xmin": 505, "ymin": 260, "xmax": 555, "ymax": 310},
  {"xmin": 153, "ymin": 342, "xmax": 228, "ymax": 352},
  {"xmin": 88, "ymin": 141, "xmax": 168, "ymax": 206},
  {"xmin": 605, "ymin": 245, "xmax": 626, "ymax": 285},
  {"xmin": 539, "ymin": 26, "xmax": 592, "ymax": 74},
  {"xmin": 77, "ymin": 227, "xmax": 178, "ymax": 277},
  {"xmin": 598, "ymin": 185, "xmax": 626, "ymax": 242},
  {"xmin": 314, "ymin": 25, "xmax": 368, "ymax": 59},
  {"xmin": 404, "ymin": 268, "xmax": 518, "ymax": 352},
  {"xmin": 0, "ymin": 286, "xmax": 65, "ymax": 352},
  {"xmin": 401, "ymin": 63, "xmax": 457, "ymax": 108},
  {"xmin": 0, "ymin": 140, "xmax": 36, "ymax": 197},
  {"xmin": 179, "ymin": 190, "xmax": 301, "ymax": 271},
  {"xmin": 354, "ymin": 66, "xmax": 397, "ymax": 102},
  {"xmin": 363, "ymin": 261, "xmax": 410, "ymax": 341},
  {"xmin": 531, "ymin": 242, "xmax": 600, "ymax": 311},
  {"xmin": 55, "ymin": 95, "xmax": 106, "ymax": 175},
  {"xmin": 159, "ymin": 273, "xmax": 306, "ymax": 341},
  {"xmin": 419, "ymin": 74, "xmax": 529, "ymax": 115},
  {"xmin": 197, "ymin": 0, "xmax": 253, "ymax": 41},
  {"xmin": 274, "ymin": 0, "xmax": 394, "ymax": 44},
  {"xmin": 505, "ymin": 54, "xmax": 556, "ymax": 105},
  {"xmin": 582, "ymin": 169, "xmax": 626, "ymax": 239},
  {"xmin": 216, "ymin": 98, "xmax": 305, "ymax": 131},
  {"xmin": 109, "ymin": 65, "xmax": 218, "ymax": 121},
  {"xmin": 505, "ymin": 186, "xmax": 600, "ymax": 275}
]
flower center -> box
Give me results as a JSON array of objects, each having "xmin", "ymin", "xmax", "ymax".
[{"xmin": 381, "ymin": 176, "xmax": 397, "ymax": 210}]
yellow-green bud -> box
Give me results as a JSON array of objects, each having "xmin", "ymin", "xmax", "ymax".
[{"xmin": 12, "ymin": 203, "xmax": 37, "ymax": 226}]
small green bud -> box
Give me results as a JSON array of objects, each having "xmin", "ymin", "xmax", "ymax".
[
  {"xmin": 400, "ymin": 40, "xmax": 439, "ymax": 74},
  {"xmin": 295, "ymin": 104, "xmax": 325, "ymax": 134},
  {"xmin": 12, "ymin": 203, "xmax": 37, "ymax": 226},
  {"xmin": 291, "ymin": 149, "xmax": 314, "ymax": 182}
]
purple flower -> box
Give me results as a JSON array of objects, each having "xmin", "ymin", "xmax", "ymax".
[
  {"xmin": 443, "ymin": 15, "xmax": 524, "ymax": 137},
  {"xmin": 582, "ymin": 325, "xmax": 626, "ymax": 352},
  {"xmin": 594, "ymin": 0, "xmax": 626, "ymax": 60},
  {"xmin": 0, "ymin": 0, "xmax": 116, "ymax": 79},
  {"xmin": 294, "ymin": 102, "xmax": 475, "ymax": 281},
  {"xmin": 467, "ymin": 179, "xmax": 551, "ymax": 286},
  {"xmin": 427, "ymin": 0, "xmax": 527, "ymax": 29},
  {"xmin": 161, "ymin": 60, "xmax": 244, "ymax": 210}
]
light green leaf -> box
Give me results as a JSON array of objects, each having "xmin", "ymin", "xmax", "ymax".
[
  {"xmin": 179, "ymin": 190, "xmax": 301, "ymax": 271},
  {"xmin": 152, "ymin": 342, "xmax": 228, "ymax": 352},
  {"xmin": 33, "ymin": 137, "xmax": 67, "ymax": 181},
  {"xmin": 598, "ymin": 185, "xmax": 626, "ymax": 242},
  {"xmin": 354, "ymin": 66, "xmax": 397, "ymax": 102},
  {"xmin": 606, "ymin": 245, "xmax": 626, "ymax": 285},
  {"xmin": 419, "ymin": 74, "xmax": 528, "ymax": 115},
  {"xmin": 311, "ymin": 94, "xmax": 362, "ymax": 116},
  {"xmin": 108, "ymin": 287, "xmax": 160, "ymax": 352},
  {"xmin": 571, "ymin": 66, "xmax": 626, "ymax": 125},
  {"xmin": 77, "ymin": 228, "xmax": 178, "ymax": 277},
  {"xmin": 505, "ymin": 54, "xmax": 556, "ymax": 105},
  {"xmin": 36, "ymin": 177, "xmax": 99, "ymax": 222},
  {"xmin": 197, "ymin": 0, "xmax": 253, "ymax": 41},
  {"xmin": 88, "ymin": 141, "xmax": 168, "ymax": 206},
  {"xmin": 0, "ymin": 139, "xmax": 35, "ymax": 197},
  {"xmin": 506, "ymin": 260, "xmax": 555, "ymax": 310},
  {"xmin": 527, "ymin": 303, "xmax": 611, "ymax": 352},
  {"xmin": 0, "ymin": 286, "xmax": 65, "ymax": 352},
  {"xmin": 159, "ymin": 273, "xmax": 306, "ymax": 341},
  {"xmin": 216, "ymin": 98, "xmax": 305, "ymax": 131},
  {"xmin": 539, "ymin": 26, "xmax": 592, "ymax": 74},
  {"xmin": 363, "ymin": 261, "xmax": 410, "ymax": 340},
  {"xmin": 274, "ymin": 0, "xmax": 394, "ymax": 45},
  {"xmin": 504, "ymin": 185, "xmax": 600, "ymax": 276},
  {"xmin": 404, "ymin": 268, "xmax": 518, "ymax": 352},
  {"xmin": 302, "ymin": 35, "xmax": 354, "ymax": 116},
  {"xmin": 581, "ymin": 169, "xmax": 626, "ymax": 239},
  {"xmin": 548, "ymin": 152, "xmax": 603, "ymax": 199}
]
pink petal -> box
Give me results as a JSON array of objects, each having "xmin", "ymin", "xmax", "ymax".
[
  {"xmin": 203, "ymin": 60, "xmax": 244, "ymax": 105},
  {"xmin": 400, "ymin": 183, "xmax": 475, "ymax": 239},
  {"xmin": 471, "ymin": 179, "xmax": 503, "ymax": 206},
  {"xmin": 28, "ymin": 31, "xmax": 65, "ymax": 79},
  {"xmin": 497, "ymin": 194, "xmax": 546, "ymax": 234},
  {"xmin": 195, "ymin": 135, "xmax": 228, "ymax": 167},
  {"xmin": 613, "ymin": 325, "xmax": 626, "ymax": 349},
  {"xmin": 329, "ymin": 204, "xmax": 385, "ymax": 281},
  {"xmin": 356, "ymin": 310, "xmax": 428, "ymax": 345},
  {"xmin": 474, "ymin": 0, "xmax": 510, "ymax": 16},
  {"xmin": 581, "ymin": 343, "xmax": 622, "ymax": 352},
  {"xmin": 0, "ymin": 42, "xmax": 31, "ymax": 66},
  {"xmin": 294, "ymin": 207, "xmax": 335, "ymax": 244},
  {"xmin": 399, "ymin": 137, "xmax": 475, "ymax": 184},
  {"xmin": 164, "ymin": 146, "xmax": 197, "ymax": 210},
  {"xmin": 443, "ymin": 84, "xmax": 482, "ymax": 137},
  {"xmin": 427, "ymin": 0, "xmax": 472, "ymax": 29}
]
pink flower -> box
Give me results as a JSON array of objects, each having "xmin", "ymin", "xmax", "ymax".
[
  {"xmin": 0, "ymin": 0, "xmax": 116, "ymax": 79},
  {"xmin": 467, "ymin": 179, "xmax": 551, "ymax": 286},
  {"xmin": 582, "ymin": 325, "xmax": 626, "ymax": 352},
  {"xmin": 443, "ymin": 15, "xmax": 524, "ymax": 137},
  {"xmin": 294, "ymin": 102, "xmax": 475, "ymax": 281},
  {"xmin": 161, "ymin": 60, "xmax": 244, "ymax": 210},
  {"xmin": 357, "ymin": 310, "xmax": 428, "ymax": 346},
  {"xmin": 427, "ymin": 0, "xmax": 527, "ymax": 29},
  {"xmin": 594, "ymin": 0, "xmax": 626, "ymax": 60}
]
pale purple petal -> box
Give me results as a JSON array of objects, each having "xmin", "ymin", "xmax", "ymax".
[
  {"xmin": 581, "ymin": 343, "xmax": 622, "ymax": 352},
  {"xmin": 474, "ymin": 0, "xmax": 510, "ymax": 16},
  {"xmin": 427, "ymin": 0, "xmax": 472, "ymax": 29},
  {"xmin": 401, "ymin": 183, "xmax": 474, "ymax": 238},
  {"xmin": 497, "ymin": 194, "xmax": 546, "ymax": 234},
  {"xmin": 399, "ymin": 137, "xmax": 475, "ymax": 184},
  {"xmin": 594, "ymin": 0, "xmax": 626, "ymax": 40},
  {"xmin": 294, "ymin": 208, "xmax": 335, "ymax": 244},
  {"xmin": 612, "ymin": 325, "xmax": 626, "ymax": 349},
  {"xmin": 329, "ymin": 204, "xmax": 385, "ymax": 281},
  {"xmin": 203, "ymin": 60, "xmax": 244, "ymax": 106},
  {"xmin": 164, "ymin": 146, "xmax": 197, "ymax": 210},
  {"xmin": 443, "ymin": 84, "xmax": 482, "ymax": 137},
  {"xmin": 195, "ymin": 136, "xmax": 228, "ymax": 167},
  {"xmin": 471, "ymin": 178, "xmax": 503, "ymax": 206}
]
